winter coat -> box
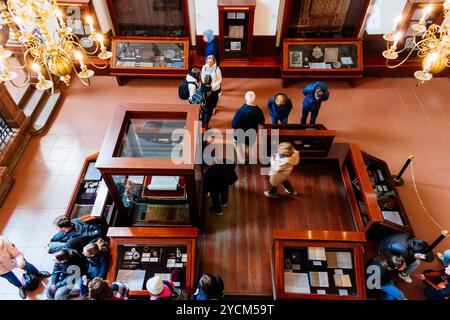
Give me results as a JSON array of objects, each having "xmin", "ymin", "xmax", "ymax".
[
  {"xmin": 51, "ymin": 250, "xmax": 87, "ymax": 289},
  {"xmin": 0, "ymin": 236, "xmax": 25, "ymax": 275},
  {"xmin": 269, "ymin": 150, "xmax": 300, "ymax": 187},
  {"xmin": 267, "ymin": 94, "xmax": 293, "ymax": 120},
  {"xmin": 49, "ymin": 219, "xmax": 102, "ymax": 253},
  {"xmin": 204, "ymin": 163, "xmax": 237, "ymax": 193},
  {"xmin": 302, "ymin": 82, "xmax": 329, "ymax": 112},
  {"xmin": 205, "ymin": 39, "xmax": 220, "ymax": 66},
  {"xmin": 201, "ymin": 63, "xmax": 222, "ymax": 92},
  {"xmin": 85, "ymin": 253, "xmax": 110, "ymax": 280},
  {"xmin": 231, "ymin": 104, "xmax": 265, "ymax": 135},
  {"xmin": 185, "ymin": 74, "xmax": 199, "ymax": 100},
  {"xmin": 379, "ymin": 233, "xmax": 420, "ymax": 265}
]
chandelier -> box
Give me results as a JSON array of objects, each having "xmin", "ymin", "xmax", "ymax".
[
  {"xmin": 383, "ymin": 0, "xmax": 450, "ymax": 84},
  {"xmin": 0, "ymin": 0, "xmax": 112, "ymax": 93}
]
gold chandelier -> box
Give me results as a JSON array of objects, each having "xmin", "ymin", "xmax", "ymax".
[
  {"xmin": 383, "ymin": 0, "xmax": 450, "ymax": 84},
  {"xmin": 0, "ymin": 0, "xmax": 112, "ymax": 92}
]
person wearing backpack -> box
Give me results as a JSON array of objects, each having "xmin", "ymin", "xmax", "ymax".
[
  {"xmin": 0, "ymin": 236, "xmax": 51, "ymax": 299},
  {"xmin": 146, "ymin": 275, "xmax": 176, "ymax": 300},
  {"xmin": 179, "ymin": 68, "xmax": 201, "ymax": 101},
  {"xmin": 201, "ymin": 55, "xmax": 222, "ymax": 113},
  {"xmin": 203, "ymin": 158, "xmax": 237, "ymax": 215}
]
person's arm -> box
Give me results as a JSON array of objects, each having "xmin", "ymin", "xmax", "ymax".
[
  {"xmin": 258, "ymin": 108, "xmax": 266, "ymax": 125},
  {"xmin": 286, "ymin": 99, "xmax": 293, "ymax": 114},
  {"xmin": 6, "ymin": 239, "xmax": 26, "ymax": 268},
  {"xmin": 267, "ymin": 98, "xmax": 275, "ymax": 117},
  {"xmin": 212, "ymin": 67, "xmax": 222, "ymax": 90},
  {"xmin": 188, "ymin": 83, "xmax": 197, "ymax": 99},
  {"xmin": 231, "ymin": 109, "xmax": 241, "ymax": 129},
  {"xmin": 50, "ymin": 231, "xmax": 66, "ymax": 242},
  {"xmin": 303, "ymin": 83, "xmax": 315, "ymax": 96}
]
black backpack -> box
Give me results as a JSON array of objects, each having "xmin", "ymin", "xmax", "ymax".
[
  {"xmin": 188, "ymin": 90, "xmax": 205, "ymax": 104},
  {"xmin": 22, "ymin": 272, "xmax": 40, "ymax": 291},
  {"xmin": 179, "ymin": 81, "xmax": 197, "ymax": 100}
]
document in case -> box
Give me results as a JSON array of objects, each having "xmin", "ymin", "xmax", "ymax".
[
  {"xmin": 236, "ymin": 12, "xmax": 246, "ymax": 19},
  {"xmin": 309, "ymin": 62, "xmax": 327, "ymax": 69},
  {"xmin": 154, "ymin": 273, "xmax": 172, "ymax": 281},
  {"xmin": 227, "ymin": 12, "xmax": 236, "ymax": 19},
  {"xmin": 116, "ymin": 270, "xmax": 146, "ymax": 290},
  {"xmin": 166, "ymin": 258, "xmax": 176, "ymax": 268},
  {"xmin": 324, "ymin": 47, "xmax": 339, "ymax": 62},
  {"xmin": 382, "ymin": 211, "xmax": 404, "ymax": 226},
  {"xmin": 308, "ymin": 247, "xmax": 326, "ymax": 261},
  {"xmin": 230, "ymin": 41, "xmax": 241, "ymax": 51},
  {"xmin": 341, "ymin": 57, "xmax": 353, "ymax": 65},
  {"xmin": 326, "ymin": 252, "xmax": 353, "ymax": 269},
  {"xmin": 128, "ymin": 176, "xmax": 145, "ymax": 184},
  {"xmin": 309, "ymin": 272, "xmax": 329, "ymax": 288},
  {"xmin": 284, "ymin": 272, "xmax": 311, "ymax": 294},
  {"xmin": 229, "ymin": 25, "xmax": 244, "ymax": 39},
  {"xmin": 333, "ymin": 274, "xmax": 352, "ymax": 287},
  {"xmin": 147, "ymin": 176, "xmax": 179, "ymax": 191}
]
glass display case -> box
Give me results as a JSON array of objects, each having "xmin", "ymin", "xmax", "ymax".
[
  {"xmin": 110, "ymin": 37, "xmax": 189, "ymax": 80},
  {"xmin": 106, "ymin": 0, "xmax": 190, "ymax": 37},
  {"xmin": 282, "ymin": 39, "xmax": 363, "ymax": 87},
  {"xmin": 274, "ymin": 230, "xmax": 367, "ymax": 300},
  {"xmin": 107, "ymin": 227, "xmax": 197, "ymax": 297},
  {"xmin": 95, "ymin": 103, "xmax": 202, "ymax": 227},
  {"xmin": 57, "ymin": 1, "xmax": 97, "ymax": 40}
]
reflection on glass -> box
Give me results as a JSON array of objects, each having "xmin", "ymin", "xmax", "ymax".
[
  {"xmin": 288, "ymin": 44, "xmax": 358, "ymax": 69},
  {"xmin": 118, "ymin": 118, "xmax": 186, "ymax": 158},
  {"xmin": 112, "ymin": 175, "xmax": 189, "ymax": 225},
  {"xmin": 114, "ymin": 42, "xmax": 185, "ymax": 68}
]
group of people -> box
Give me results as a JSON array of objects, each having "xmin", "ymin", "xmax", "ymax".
[{"xmin": 367, "ymin": 233, "xmax": 450, "ymax": 300}]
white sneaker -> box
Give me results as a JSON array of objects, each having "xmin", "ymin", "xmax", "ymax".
[
  {"xmin": 399, "ymin": 272, "xmax": 413, "ymax": 284},
  {"xmin": 437, "ymin": 252, "xmax": 444, "ymax": 263},
  {"xmin": 284, "ymin": 188, "xmax": 298, "ymax": 195}
]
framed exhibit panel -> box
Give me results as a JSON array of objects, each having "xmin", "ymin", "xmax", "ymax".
[
  {"xmin": 57, "ymin": 1, "xmax": 97, "ymax": 39},
  {"xmin": 281, "ymin": 0, "xmax": 371, "ymax": 39},
  {"xmin": 107, "ymin": 227, "xmax": 197, "ymax": 297},
  {"xmin": 274, "ymin": 230, "xmax": 367, "ymax": 300},
  {"xmin": 106, "ymin": 0, "xmax": 190, "ymax": 37},
  {"xmin": 110, "ymin": 37, "xmax": 189, "ymax": 82},
  {"xmin": 95, "ymin": 103, "xmax": 202, "ymax": 227},
  {"xmin": 344, "ymin": 144, "xmax": 414, "ymax": 238},
  {"xmin": 282, "ymin": 39, "xmax": 363, "ymax": 87},
  {"xmin": 218, "ymin": 0, "xmax": 256, "ymax": 61},
  {"xmin": 263, "ymin": 124, "xmax": 336, "ymax": 158}
]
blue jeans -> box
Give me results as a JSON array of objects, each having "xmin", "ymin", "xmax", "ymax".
[
  {"xmin": 380, "ymin": 281, "xmax": 406, "ymax": 300},
  {"xmin": 0, "ymin": 261, "xmax": 40, "ymax": 288},
  {"xmin": 301, "ymin": 105, "xmax": 320, "ymax": 124},
  {"xmin": 271, "ymin": 116, "xmax": 289, "ymax": 124},
  {"xmin": 45, "ymin": 282, "xmax": 73, "ymax": 300}
]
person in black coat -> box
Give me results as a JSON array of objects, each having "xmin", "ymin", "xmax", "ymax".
[
  {"xmin": 267, "ymin": 93, "xmax": 293, "ymax": 124},
  {"xmin": 379, "ymin": 233, "xmax": 434, "ymax": 284},
  {"xmin": 204, "ymin": 159, "xmax": 237, "ymax": 215},
  {"xmin": 366, "ymin": 255, "xmax": 407, "ymax": 300}
]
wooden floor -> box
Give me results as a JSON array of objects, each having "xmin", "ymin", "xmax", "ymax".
[{"xmin": 198, "ymin": 159, "xmax": 358, "ymax": 296}]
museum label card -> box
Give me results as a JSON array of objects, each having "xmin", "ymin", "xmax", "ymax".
[
  {"xmin": 292, "ymin": 264, "xmax": 301, "ymax": 271},
  {"xmin": 236, "ymin": 12, "xmax": 246, "ymax": 19},
  {"xmin": 313, "ymin": 261, "xmax": 322, "ymax": 266},
  {"xmin": 150, "ymin": 257, "xmax": 159, "ymax": 262},
  {"xmin": 309, "ymin": 62, "xmax": 327, "ymax": 69},
  {"xmin": 227, "ymin": 12, "xmax": 236, "ymax": 19},
  {"xmin": 341, "ymin": 57, "xmax": 353, "ymax": 65},
  {"xmin": 308, "ymin": 247, "xmax": 326, "ymax": 261},
  {"xmin": 316, "ymin": 290, "xmax": 326, "ymax": 295},
  {"xmin": 181, "ymin": 254, "xmax": 188, "ymax": 262},
  {"xmin": 334, "ymin": 269, "xmax": 344, "ymax": 275},
  {"xmin": 382, "ymin": 211, "xmax": 404, "ymax": 226},
  {"xmin": 339, "ymin": 289, "xmax": 349, "ymax": 296},
  {"xmin": 174, "ymin": 282, "xmax": 181, "ymax": 287},
  {"xmin": 175, "ymin": 263, "xmax": 183, "ymax": 268}
]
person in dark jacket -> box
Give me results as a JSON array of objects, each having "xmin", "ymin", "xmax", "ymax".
[
  {"xmin": 45, "ymin": 249, "xmax": 87, "ymax": 300},
  {"xmin": 203, "ymin": 29, "xmax": 220, "ymax": 66},
  {"xmin": 47, "ymin": 216, "xmax": 102, "ymax": 254},
  {"xmin": 418, "ymin": 264, "xmax": 450, "ymax": 300},
  {"xmin": 204, "ymin": 159, "xmax": 237, "ymax": 215},
  {"xmin": 379, "ymin": 233, "xmax": 434, "ymax": 284},
  {"xmin": 366, "ymin": 255, "xmax": 407, "ymax": 300},
  {"xmin": 301, "ymin": 82, "xmax": 329, "ymax": 124},
  {"xmin": 191, "ymin": 273, "xmax": 224, "ymax": 300},
  {"xmin": 231, "ymin": 91, "xmax": 265, "ymax": 163},
  {"xmin": 79, "ymin": 239, "xmax": 110, "ymax": 297},
  {"xmin": 197, "ymin": 75, "xmax": 213, "ymax": 128},
  {"xmin": 267, "ymin": 93, "xmax": 293, "ymax": 124}
]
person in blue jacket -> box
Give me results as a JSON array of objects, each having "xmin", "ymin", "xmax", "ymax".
[
  {"xmin": 203, "ymin": 29, "xmax": 220, "ymax": 66},
  {"xmin": 267, "ymin": 93, "xmax": 293, "ymax": 124},
  {"xmin": 191, "ymin": 273, "xmax": 224, "ymax": 300},
  {"xmin": 301, "ymin": 82, "xmax": 329, "ymax": 124},
  {"xmin": 418, "ymin": 264, "xmax": 450, "ymax": 300},
  {"xmin": 78, "ymin": 239, "xmax": 110, "ymax": 297}
]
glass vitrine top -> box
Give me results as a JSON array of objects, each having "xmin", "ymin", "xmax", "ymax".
[{"xmin": 116, "ymin": 117, "xmax": 186, "ymax": 158}]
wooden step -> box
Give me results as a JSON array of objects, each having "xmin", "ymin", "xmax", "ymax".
[
  {"xmin": 30, "ymin": 89, "xmax": 62, "ymax": 135},
  {"xmin": 12, "ymin": 84, "xmax": 33, "ymax": 108},
  {"xmin": 22, "ymin": 88, "xmax": 47, "ymax": 119}
]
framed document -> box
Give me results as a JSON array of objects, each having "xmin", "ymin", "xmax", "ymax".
[
  {"xmin": 229, "ymin": 25, "xmax": 244, "ymax": 39},
  {"xmin": 324, "ymin": 47, "xmax": 339, "ymax": 63},
  {"xmin": 289, "ymin": 51, "xmax": 303, "ymax": 68},
  {"xmin": 230, "ymin": 41, "xmax": 241, "ymax": 51}
]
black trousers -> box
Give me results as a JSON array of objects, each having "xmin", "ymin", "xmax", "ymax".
[{"xmin": 210, "ymin": 188, "xmax": 229, "ymax": 212}]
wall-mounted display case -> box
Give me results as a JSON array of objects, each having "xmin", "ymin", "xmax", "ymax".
[
  {"xmin": 110, "ymin": 37, "xmax": 189, "ymax": 84},
  {"xmin": 107, "ymin": 227, "xmax": 197, "ymax": 297},
  {"xmin": 218, "ymin": 0, "xmax": 256, "ymax": 61},
  {"xmin": 282, "ymin": 38, "xmax": 363, "ymax": 87},
  {"xmin": 274, "ymin": 230, "xmax": 367, "ymax": 300},
  {"xmin": 95, "ymin": 103, "xmax": 202, "ymax": 227},
  {"xmin": 57, "ymin": 1, "xmax": 97, "ymax": 40}
]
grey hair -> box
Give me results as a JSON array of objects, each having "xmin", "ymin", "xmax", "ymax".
[{"xmin": 245, "ymin": 91, "xmax": 256, "ymax": 104}]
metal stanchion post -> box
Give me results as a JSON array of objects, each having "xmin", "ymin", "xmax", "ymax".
[{"xmin": 393, "ymin": 155, "xmax": 414, "ymax": 186}]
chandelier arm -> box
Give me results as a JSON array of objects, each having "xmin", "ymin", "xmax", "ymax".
[
  {"xmin": 9, "ymin": 73, "xmax": 32, "ymax": 88},
  {"xmin": 88, "ymin": 61, "xmax": 109, "ymax": 69},
  {"xmin": 385, "ymin": 43, "xmax": 423, "ymax": 69},
  {"xmin": 5, "ymin": 57, "xmax": 27, "ymax": 70},
  {"xmin": 71, "ymin": 41, "xmax": 99, "ymax": 57},
  {"xmin": 42, "ymin": 59, "xmax": 55, "ymax": 95}
]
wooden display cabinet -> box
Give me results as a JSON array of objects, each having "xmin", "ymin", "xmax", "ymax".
[
  {"xmin": 344, "ymin": 144, "xmax": 414, "ymax": 239},
  {"xmin": 282, "ymin": 38, "xmax": 363, "ymax": 87},
  {"xmin": 107, "ymin": 227, "xmax": 197, "ymax": 297},
  {"xmin": 110, "ymin": 37, "xmax": 190, "ymax": 85},
  {"xmin": 95, "ymin": 103, "xmax": 202, "ymax": 228},
  {"xmin": 218, "ymin": 0, "xmax": 256, "ymax": 61},
  {"xmin": 274, "ymin": 230, "xmax": 367, "ymax": 300}
]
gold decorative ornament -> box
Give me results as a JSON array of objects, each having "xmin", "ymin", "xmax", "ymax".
[{"xmin": 0, "ymin": 0, "xmax": 112, "ymax": 92}]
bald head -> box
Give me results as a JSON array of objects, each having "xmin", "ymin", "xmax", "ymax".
[{"xmin": 245, "ymin": 91, "xmax": 256, "ymax": 105}]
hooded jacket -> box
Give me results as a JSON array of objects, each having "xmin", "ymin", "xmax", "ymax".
[
  {"xmin": 51, "ymin": 250, "xmax": 87, "ymax": 289},
  {"xmin": 0, "ymin": 236, "xmax": 25, "ymax": 275},
  {"xmin": 201, "ymin": 63, "xmax": 222, "ymax": 92},
  {"xmin": 267, "ymin": 93, "xmax": 293, "ymax": 120},
  {"xmin": 302, "ymin": 82, "xmax": 330, "ymax": 112},
  {"xmin": 49, "ymin": 219, "xmax": 102, "ymax": 253},
  {"xmin": 269, "ymin": 150, "xmax": 300, "ymax": 187},
  {"xmin": 185, "ymin": 74, "xmax": 199, "ymax": 100},
  {"xmin": 379, "ymin": 233, "xmax": 427, "ymax": 265}
]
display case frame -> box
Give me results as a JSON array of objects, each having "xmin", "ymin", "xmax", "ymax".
[
  {"xmin": 273, "ymin": 230, "xmax": 367, "ymax": 300},
  {"xmin": 110, "ymin": 36, "xmax": 190, "ymax": 82},
  {"xmin": 107, "ymin": 227, "xmax": 197, "ymax": 297},
  {"xmin": 282, "ymin": 38, "xmax": 363, "ymax": 87}
]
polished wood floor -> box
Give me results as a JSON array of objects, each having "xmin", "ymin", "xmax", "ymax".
[{"xmin": 198, "ymin": 160, "xmax": 357, "ymax": 296}]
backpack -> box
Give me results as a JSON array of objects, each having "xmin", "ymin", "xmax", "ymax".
[
  {"xmin": 22, "ymin": 272, "xmax": 40, "ymax": 291},
  {"xmin": 178, "ymin": 80, "xmax": 197, "ymax": 100},
  {"xmin": 188, "ymin": 90, "xmax": 205, "ymax": 104}
]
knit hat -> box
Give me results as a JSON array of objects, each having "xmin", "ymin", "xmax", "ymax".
[
  {"xmin": 278, "ymin": 142, "xmax": 295, "ymax": 156},
  {"xmin": 204, "ymin": 29, "xmax": 214, "ymax": 43},
  {"xmin": 444, "ymin": 249, "xmax": 450, "ymax": 266},
  {"xmin": 146, "ymin": 275, "xmax": 163, "ymax": 296}
]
